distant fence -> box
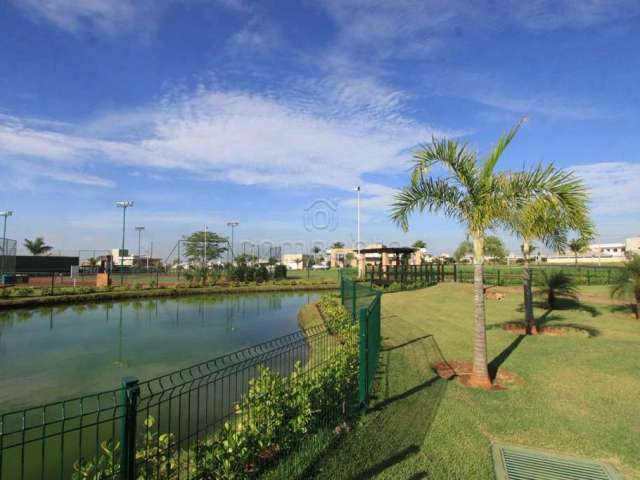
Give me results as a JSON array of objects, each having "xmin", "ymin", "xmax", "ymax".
[
  {"xmin": 0, "ymin": 238, "xmax": 17, "ymax": 274},
  {"xmin": 450, "ymin": 264, "xmax": 623, "ymax": 286},
  {"xmin": 361, "ymin": 263, "xmax": 622, "ymax": 289},
  {"xmin": 340, "ymin": 273, "xmax": 382, "ymax": 408},
  {"xmin": 0, "ymin": 325, "xmax": 349, "ymax": 480}
]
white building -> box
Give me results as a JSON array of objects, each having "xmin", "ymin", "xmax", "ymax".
[
  {"xmin": 111, "ymin": 248, "xmax": 135, "ymax": 267},
  {"xmin": 547, "ymin": 236, "xmax": 640, "ymax": 264}
]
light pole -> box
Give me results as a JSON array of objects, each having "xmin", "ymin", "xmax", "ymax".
[
  {"xmin": 135, "ymin": 226, "xmax": 145, "ymax": 269},
  {"xmin": 226, "ymin": 222, "xmax": 239, "ymax": 264},
  {"xmin": 204, "ymin": 225, "xmax": 208, "ymax": 269},
  {"xmin": 355, "ymin": 186, "xmax": 361, "ymax": 255},
  {"xmin": 116, "ymin": 201, "xmax": 134, "ymax": 285},
  {"xmin": 0, "ymin": 210, "xmax": 13, "ymax": 276}
]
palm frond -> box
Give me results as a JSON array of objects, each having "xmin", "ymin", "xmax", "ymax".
[
  {"xmin": 390, "ymin": 178, "xmax": 465, "ymax": 231},
  {"xmin": 480, "ymin": 117, "xmax": 525, "ymax": 186},
  {"xmin": 411, "ymin": 137, "xmax": 478, "ymax": 191}
]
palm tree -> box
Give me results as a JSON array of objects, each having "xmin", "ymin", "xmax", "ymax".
[
  {"xmin": 509, "ymin": 191, "xmax": 592, "ymax": 334},
  {"xmin": 538, "ymin": 271, "xmax": 579, "ymax": 310},
  {"xmin": 567, "ymin": 238, "xmax": 589, "ymax": 265},
  {"xmin": 391, "ymin": 120, "xmax": 588, "ymax": 387},
  {"xmin": 24, "ymin": 237, "xmax": 53, "ymax": 256},
  {"xmin": 412, "ymin": 240, "xmax": 426, "ymax": 249},
  {"xmin": 331, "ymin": 241, "xmax": 345, "ymax": 249},
  {"xmin": 610, "ymin": 255, "xmax": 640, "ymax": 319}
]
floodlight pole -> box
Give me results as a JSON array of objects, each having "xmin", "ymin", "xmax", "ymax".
[
  {"xmin": 355, "ymin": 186, "xmax": 361, "ymax": 255},
  {"xmin": 227, "ymin": 222, "xmax": 239, "ymax": 264},
  {"xmin": 116, "ymin": 201, "xmax": 134, "ymax": 285},
  {"xmin": 0, "ymin": 211, "xmax": 13, "ymax": 276},
  {"xmin": 135, "ymin": 226, "xmax": 145, "ymax": 269}
]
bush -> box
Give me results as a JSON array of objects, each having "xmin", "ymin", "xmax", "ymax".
[
  {"xmin": 74, "ymin": 339, "xmax": 358, "ymax": 479},
  {"xmin": 274, "ymin": 264, "xmax": 287, "ymax": 280},
  {"xmin": 318, "ymin": 294, "xmax": 353, "ymax": 335}
]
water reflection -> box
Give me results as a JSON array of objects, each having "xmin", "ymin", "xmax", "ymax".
[{"xmin": 0, "ymin": 292, "xmax": 318, "ymax": 412}]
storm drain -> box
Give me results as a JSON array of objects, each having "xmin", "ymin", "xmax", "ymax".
[{"xmin": 492, "ymin": 443, "xmax": 622, "ymax": 480}]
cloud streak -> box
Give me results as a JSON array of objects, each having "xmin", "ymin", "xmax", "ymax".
[{"xmin": 0, "ymin": 76, "xmax": 453, "ymax": 207}]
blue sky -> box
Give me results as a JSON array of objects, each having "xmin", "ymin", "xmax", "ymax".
[{"xmin": 1, "ymin": 0, "xmax": 639, "ymax": 258}]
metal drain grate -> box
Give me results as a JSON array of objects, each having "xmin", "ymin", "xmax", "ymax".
[{"xmin": 492, "ymin": 443, "xmax": 622, "ymax": 480}]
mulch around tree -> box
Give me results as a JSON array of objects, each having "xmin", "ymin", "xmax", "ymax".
[{"xmin": 434, "ymin": 360, "xmax": 523, "ymax": 390}]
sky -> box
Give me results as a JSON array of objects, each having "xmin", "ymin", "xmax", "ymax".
[{"xmin": 1, "ymin": 0, "xmax": 639, "ymax": 259}]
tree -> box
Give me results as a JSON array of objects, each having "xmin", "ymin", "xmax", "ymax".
[
  {"xmin": 453, "ymin": 240, "xmax": 473, "ymax": 262},
  {"xmin": 610, "ymin": 255, "xmax": 640, "ymax": 319},
  {"xmin": 312, "ymin": 246, "xmax": 321, "ymax": 256},
  {"xmin": 182, "ymin": 231, "xmax": 228, "ymax": 267},
  {"xmin": 484, "ymin": 236, "xmax": 508, "ymax": 262},
  {"xmin": 538, "ymin": 271, "xmax": 579, "ymax": 310},
  {"xmin": 391, "ymin": 120, "xmax": 586, "ymax": 388},
  {"xmin": 24, "ymin": 237, "xmax": 53, "ymax": 256},
  {"xmin": 412, "ymin": 240, "xmax": 426, "ymax": 249},
  {"xmin": 344, "ymin": 252, "xmax": 356, "ymax": 267},
  {"xmin": 87, "ymin": 257, "xmax": 99, "ymax": 267},
  {"xmin": 509, "ymin": 192, "xmax": 592, "ymax": 334},
  {"xmin": 331, "ymin": 241, "xmax": 345, "ymax": 249},
  {"xmin": 567, "ymin": 237, "xmax": 589, "ymax": 265}
]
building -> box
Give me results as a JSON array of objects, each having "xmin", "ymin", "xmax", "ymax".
[
  {"xmin": 111, "ymin": 248, "xmax": 135, "ymax": 267},
  {"xmin": 547, "ymin": 236, "xmax": 640, "ymax": 264},
  {"xmin": 282, "ymin": 253, "xmax": 304, "ymax": 270}
]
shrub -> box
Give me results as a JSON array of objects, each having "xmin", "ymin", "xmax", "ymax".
[
  {"xmin": 134, "ymin": 282, "xmax": 143, "ymax": 291},
  {"xmin": 318, "ymin": 294, "xmax": 353, "ymax": 335},
  {"xmin": 274, "ymin": 264, "xmax": 287, "ymax": 280}
]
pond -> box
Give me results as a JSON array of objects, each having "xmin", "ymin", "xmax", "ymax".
[{"xmin": 0, "ymin": 292, "xmax": 319, "ymax": 413}]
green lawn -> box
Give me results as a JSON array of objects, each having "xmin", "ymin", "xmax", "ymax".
[{"xmin": 313, "ymin": 283, "xmax": 640, "ymax": 479}]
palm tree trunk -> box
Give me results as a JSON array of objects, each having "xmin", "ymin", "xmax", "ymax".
[
  {"xmin": 522, "ymin": 240, "xmax": 536, "ymax": 334},
  {"xmin": 635, "ymin": 290, "xmax": 640, "ymax": 320},
  {"xmin": 469, "ymin": 234, "xmax": 491, "ymax": 388}
]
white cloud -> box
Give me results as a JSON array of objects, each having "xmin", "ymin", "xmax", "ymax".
[
  {"xmin": 571, "ymin": 162, "xmax": 640, "ymax": 216},
  {"xmin": 11, "ymin": 0, "xmax": 251, "ymax": 36},
  {"xmin": 0, "ymin": 76, "xmax": 453, "ymax": 206}
]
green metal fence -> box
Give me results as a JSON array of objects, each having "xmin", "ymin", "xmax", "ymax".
[
  {"xmin": 339, "ymin": 274, "xmax": 381, "ymax": 409},
  {"xmin": 0, "ymin": 325, "xmax": 352, "ymax": 480},
  {"xmin": 451, "ymin": 264, "xmax": 622, "ymax": 286}
]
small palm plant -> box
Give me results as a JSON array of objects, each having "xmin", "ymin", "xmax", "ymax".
[
  {"xmin": 538, "ymin": 271, "xmax": 579, "ymax": 310},
  {"xmin": 610, "ymin": 255, "xmax": 640, "ymax": 319}
]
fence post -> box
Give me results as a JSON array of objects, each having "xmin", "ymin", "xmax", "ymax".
[
  {"xmin": 50, "ymin": 272, "xmax": 55, "ymax": 295},
  {"xmin": 453, "ymin": 263, "xmax": 457, "ymax": 282},
  {"xmin": 352, "ymin": 281, "xmax": 357, "ymax": 321},
  {"xmin": 497, "ymin": 270, "xmax": 501, "ymax": 286},
  {"xmin": 120, "ymin": 376, "xmax": 140, "ymax": 480},
  {"xmin": 587, "ymin": 270, "xmax": 591, "ymax": 286},
  {"xmin": 358, "ymin": 306, "xmax": 369, "ymax": 410},
  {"xmin": 340, "ymin": 270, "xmax": 345, "ymax": 304}
]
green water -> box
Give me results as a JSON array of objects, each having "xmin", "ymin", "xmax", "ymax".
[{"xmin": 0, "ymin": 292, "xmax": 318, "ymax": 413}]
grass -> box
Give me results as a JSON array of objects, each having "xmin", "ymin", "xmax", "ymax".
[
  {"xmin": 312, "ymin": 283, "xmax": 640, "ymax": 479},
  {"xmin": 0, "ymin": 280, "xmax": 338, "ymax": 310}
]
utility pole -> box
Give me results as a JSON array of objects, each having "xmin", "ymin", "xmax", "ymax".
[{"xmin": 116, "ymin": 201, "xmax": 134, "ymax": 285}]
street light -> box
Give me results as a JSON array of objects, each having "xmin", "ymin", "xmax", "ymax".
[
  {"xmin": 116, "ymin": 201, "xmax": 134, "ymax": 285},
  {"xmin": 135, "ymin": 226, "xmax": 145, "ymax": 268},
  {"xmin": 0, "ymin": 210, "xmax": 13, "ymax": 276},
  {"xmin": 355, "ymin": 186, "xmax": 361, "ymax": 255},
  {"xmin": 226, "ymin": 222, "xmax": 239, "ymax": 264}
]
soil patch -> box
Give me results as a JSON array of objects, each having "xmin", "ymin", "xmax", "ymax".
[
  {"xmin": 433, "ymin": 360, "xmax": 523, "ymax": 390},
  {"xmin": 502, "ymin": 322, "xmax": 593, "ymax": 337}
]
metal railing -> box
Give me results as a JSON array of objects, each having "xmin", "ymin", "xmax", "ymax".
[
  {"xmin": 339, "ymin": 274, "xmax": 381, "ymax": 409},
  {"xmin": 0, "ymin": 325, "xmax": 350, "ymax": 479}
]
